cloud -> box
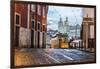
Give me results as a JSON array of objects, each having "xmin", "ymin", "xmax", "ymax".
[{"xmin": 47, "ymin": 6, "xmax": 83, "ymax": 30}]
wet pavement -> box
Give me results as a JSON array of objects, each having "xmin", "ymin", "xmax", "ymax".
[{"xmin": 14, "ymin": 48, "xmax": 95, "ymax": 66}]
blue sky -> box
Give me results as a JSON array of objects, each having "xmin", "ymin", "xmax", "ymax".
[{"xmin": 47, "ymin": 6, "xmax": 83, "ymax": 30}]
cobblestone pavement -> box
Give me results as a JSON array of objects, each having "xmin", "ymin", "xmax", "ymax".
[{"xmin": 14, "ymin": 48, "xmax": 95, "ymax": 66}]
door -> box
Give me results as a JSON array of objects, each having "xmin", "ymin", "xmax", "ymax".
[
  {"xmin": 15, "ymin": 26, "xmax": 19, "ymax": 47},
  {"xmin": 31, "ymin": 30, "xmax": 34, "ymax": 48}
]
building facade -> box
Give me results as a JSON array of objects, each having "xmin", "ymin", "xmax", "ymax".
[
  {"xmin": 58, "ymin": 17, "xmax": 70, "ymax": 48},
  {"xmin": 14, "ymin": 3, "xmax": 48, "ymax": 48},
  {"xmin": 81, "ymin": 8, "xmax": 95, "ymax": 50},
  {"xmin": 58, "ymin": 17, "xmax": 69, "ymax": 34}
]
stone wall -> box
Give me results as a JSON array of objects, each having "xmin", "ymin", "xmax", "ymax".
[
  {"xmin": 19, "ymin": 27, "xmax": 31, "ymax": 48},
  {"xmin": 39, "ymin": 32, "xmax": 43, "ymax": 48}
]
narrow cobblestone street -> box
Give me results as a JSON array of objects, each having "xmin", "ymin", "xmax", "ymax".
[{"xmin": 14, "ymin": 48, "xmax": 95, "ymax": 66}]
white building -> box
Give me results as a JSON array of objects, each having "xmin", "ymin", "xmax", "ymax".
[{"xmin": 58, "ymin": 17, "xmax": 70, "ymax": 34}]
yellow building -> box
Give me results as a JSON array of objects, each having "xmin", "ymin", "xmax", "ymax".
[{"xmin": 60, "ymin": 37, "xmax": 69, "ymax": 48}]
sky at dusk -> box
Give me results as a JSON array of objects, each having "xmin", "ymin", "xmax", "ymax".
[{"xmin": 47, "ymin": 6, "xmax": 83, "ymax": 30}]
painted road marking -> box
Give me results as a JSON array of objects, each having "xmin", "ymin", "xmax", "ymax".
[
  {"xmin": 61, "ymin": 54, "xmax": 74, "ymax": 61},
  {"xmin": 44, "ymin": 53, "xmax": 60, "ymax": 63}
]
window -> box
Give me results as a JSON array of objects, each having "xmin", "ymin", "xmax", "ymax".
[
  {"xmin": 43, "ymin": 7, "xmax": 45, "ymax": 16},
  {"xmin": 43, "ymin": 25, "xmax": 45, "ymax": 31},
  {"xmin": 15, "ymin": 12, "xmax": 21, "ymax": 25},
  {"xmin": 41, "ymin": 23, "xmax": 42, "ymax": 32},
  {"xmin": 37, "ymin": 31, "xmax": 40, "ymax": 48},
  {"xmin": 16, "ymin": 15, "xmax": 20, "ymax": 24},
  {"xmin": 37, "ymin": 5, "xmax": 41, "ymax": 15},
  {"xmin": 32, "ymin": 21, "xmax": 34, "ymax": 29},
  {"xmin": 38, "ymin": 22, "xmax": 41, "ymax": 31},
  {"xmin": 31, "ymin": 4, "xmax": 35, "ymax": 12},
  {"xmin": 90, "ymin": 25, "xmax": 94, "ymax": 38},
  {"xmin": 31, "ymin": 15, "xmax": 34, "ymax": 19},
  {"xmin": 35, "ymin": 22, "xmax": 37, "ymax": 30}
]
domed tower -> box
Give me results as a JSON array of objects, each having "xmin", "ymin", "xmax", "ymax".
[
  {"xmin": 58, "ymin": 17, "xmax": 63, "ymax": 33},
  {"xmin": 64, "ymin": 17, "xmax": 70, "ymax": 35}
]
